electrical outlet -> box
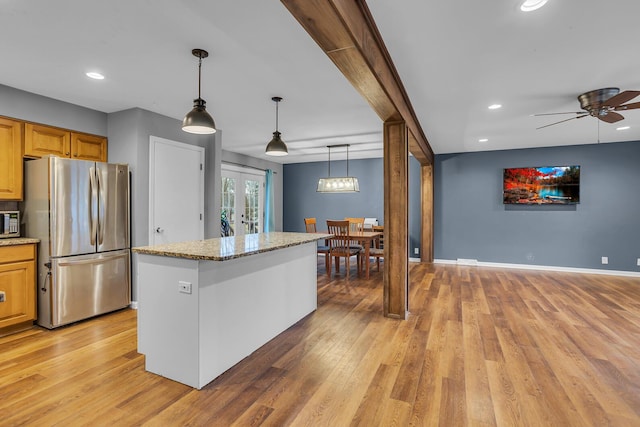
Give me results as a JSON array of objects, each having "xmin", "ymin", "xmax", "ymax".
[
  {"xmin": 637, "ymin": 258, "xmax": 640, "ymax": 266},
  {"xmin": 0, "ymin": 291, "xmax": 5, "ymax": 302},
  {"xmin": 178, "ymin": 281, "xmax": 192, "ymax": 294},
  {"xmin": 414, "ymin": 247, "xmax": 419, "ymax": 255},
  {"xmin": 601, "ymin": 257, "xmax": 608, "ymax": 265}
]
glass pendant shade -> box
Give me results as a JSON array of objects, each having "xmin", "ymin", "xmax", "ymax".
[
  {"xmin": 182, "ymin": 98, "xmax": 216, "ymax": 134},
  {"xmin": 317, "ymin": 177, "xmax": 359, "ymax": 192},
  {"xmin": 182, "ymin": 49, "xmax": 216, "ymax": 135},
  {"xmin": 265, "ymin": 96, "xmax": 288, "ymax": 156},
  {"xmin": 316, "ymin": 144, "xmax": 359, "ymax": 193},
  {"xmin": 265, "ymin": 131, "xmax": 288, "ymax": 156}
]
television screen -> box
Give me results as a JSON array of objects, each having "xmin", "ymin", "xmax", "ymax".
[{"xmin": 503, "ymin": 166, "xmax": 580, "ymax": 204}]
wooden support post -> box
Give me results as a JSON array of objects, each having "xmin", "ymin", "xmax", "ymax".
[
  {"xmin": 421, "ymin": 164, "xmax": 434, "ymax": 263},
  {"xmin": 383, "ymin": 120, "xmax": 408, "ymax": 319}
]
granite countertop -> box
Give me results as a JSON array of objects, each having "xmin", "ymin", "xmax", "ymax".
[
  {"xmin": 0, "ymin": 237, "xmax": 40, "ymax": 247},
  {"xmin": 132, "ymin": 232, "xmax": 332, "ymax": 261}
]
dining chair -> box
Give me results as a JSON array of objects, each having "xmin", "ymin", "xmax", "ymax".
[
  {"xmin": 304, "ymin": 217, "xmax": 330, "ymax": 272},
  {"xmin": 345, "ymin": 217, "xmax": 365, "ymax": 272},
  {"xmin": 326, "ymin": 220, "xmax": 361, "ymax": 279},
  {"xmin": 368, "ymin": 225, "xmax": 384, "ymax": 272}
]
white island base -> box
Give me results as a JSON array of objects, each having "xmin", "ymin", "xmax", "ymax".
[{"xmin": 136, "ymin": 240, "xmax": 318, "ymax": 389}]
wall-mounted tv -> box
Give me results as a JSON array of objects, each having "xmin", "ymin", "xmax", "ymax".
[{"xmin": 503, "ymin": 165, "xmax": 580, "ymax": 204}]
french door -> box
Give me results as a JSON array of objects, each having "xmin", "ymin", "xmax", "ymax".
[{"xmin": 221, "ymin": 165, "xmax": 264, "ymax": 236}]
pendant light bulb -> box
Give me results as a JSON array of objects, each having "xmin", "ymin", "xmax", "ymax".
[
  {"xmin": 182, "ymin": 49, "xmax": 216, "ymax": 135},
  {"xmin": 265, "ymin": 96, "xmax": 288, "ymax": 156}
]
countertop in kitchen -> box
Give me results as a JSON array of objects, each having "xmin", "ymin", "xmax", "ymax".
[
  {"xmin": 0, "ymin": 238, "xmax": 40, "ymax": 247},
  {"xmin": 132, "ymin": 232, "xmax": 332, "ymax": 261}
]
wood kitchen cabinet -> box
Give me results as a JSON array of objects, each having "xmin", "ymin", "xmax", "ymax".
[
  {"xmin": 24, "ymin": 123, "xmax": 107, "ymax": 162},
  {"xmin": 0, "ymin": 117, "xmax": 23, "ymax": 200},
  {"xmin": 0, "ymin": 244, "xmax": 36, "ymax": 332}
]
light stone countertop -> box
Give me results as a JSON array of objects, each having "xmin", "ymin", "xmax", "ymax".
[
  {"xmin": 132, "ymin": 232, "xmax": 332, "ymax": 261},
  {"xmin": 0, "ymin": 237, "xmax": 40, "ymax": 247}
]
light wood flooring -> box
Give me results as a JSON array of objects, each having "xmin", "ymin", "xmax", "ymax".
[{"xmin": 2, "ymin": 261, "xmax": 640, "ymax": 426}]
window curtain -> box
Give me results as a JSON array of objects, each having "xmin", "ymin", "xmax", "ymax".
[{"xmin": 264, "ymin": 169, "xmax": 275, "ymax": 232}]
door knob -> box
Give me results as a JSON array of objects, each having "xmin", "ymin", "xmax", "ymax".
[{"xmin": 155, "ymin": 227, "xmax": 164, "ymax": 233}]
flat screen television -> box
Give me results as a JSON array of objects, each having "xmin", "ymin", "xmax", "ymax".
[{"xmin": 503, "ymin": 165, "xmax": 580, "ymax": 204}]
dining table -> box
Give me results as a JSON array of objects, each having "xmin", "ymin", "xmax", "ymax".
[{"xmin": 321, "ymin": 230, "xmax": 383, "ymax": 279}]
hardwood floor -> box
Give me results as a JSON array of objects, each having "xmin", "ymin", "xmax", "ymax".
[{"xmin": 2, "ymin": 261, "xmax": 640, "ymax": 426}]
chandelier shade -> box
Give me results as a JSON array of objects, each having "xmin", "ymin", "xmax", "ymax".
[{"xmin": 316, "ymin": 144, "xmax": 359, "ymax": 193}]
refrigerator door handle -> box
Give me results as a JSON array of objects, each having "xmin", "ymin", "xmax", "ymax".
[
  {"xmin": 89, "ymin": 166, "xmax": 98, "ymax": 246},
  {"xmin": 97, "ymin": 168, "xmax": 106, "ymax": 245}
]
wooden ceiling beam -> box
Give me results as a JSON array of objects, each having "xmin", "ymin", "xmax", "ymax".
[{"xmin": 281, "ymin": 0, "xmax": 434, "ymax": 165}]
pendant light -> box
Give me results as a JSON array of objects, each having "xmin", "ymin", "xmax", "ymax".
[
  {"xmin": 265, "ymin": 96, "xmax": 288, "ymax": 156},
  {"xmin": 316, "ymin": 144, "xmax": 359, "ymax": 193},
  {"xmin": 182, "ymin": 49, "xmax": 216, "ymax": 134}
]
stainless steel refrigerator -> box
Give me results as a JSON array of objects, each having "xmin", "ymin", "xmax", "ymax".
[{"xmin": 24, "ymin": 157, "xmax": 130, "ymax": 329}]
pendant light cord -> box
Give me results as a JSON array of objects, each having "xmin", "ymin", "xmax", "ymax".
[
  {"xmin": 197, "ymin": 55, "xmax": 202, "ymax": 99},
  {"xmin": 328, "ymin": 146, "xmax": 331, "ymax": 176},
  {"xmin": 346, "ymin": 145, "xmax": 349, "ymax": 176},
  {"xmin": 275, "ymin": 100, "xmax": 279, "ymax": 132}
]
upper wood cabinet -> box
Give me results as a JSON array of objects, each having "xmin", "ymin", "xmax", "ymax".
[
  {"xmin": 0, "ymin": 117, "xmax": 23, "ymax": 200},
  {"xmin": 71, "ymin": 132, "xmax": 108, "ymax": 162},
  {"xmin": 24, "ymin": 123, "xmax": 107, "ymax": 162}
]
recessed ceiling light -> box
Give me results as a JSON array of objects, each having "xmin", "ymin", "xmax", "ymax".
[
  {"xmin": 488, "ymin": 104, "xmax": 502, "ymax": 110},
  {"xmin": 86, "ymin": 72, "xmax": 105, "ymax": 80},
  {"xmin": 616, "ymin": 126, "xmax": 630, "ymax": 130},
  {"xmin": 478, "ymin": 138, "xmax": 489, "ymax": 142},
  {"xmin": 520, "ymin": 0, "xmax": 548, "ymax": 12}
]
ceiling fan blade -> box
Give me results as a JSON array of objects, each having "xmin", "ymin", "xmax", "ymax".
[
  {"xmin": 615, "ymin": 101, "xmax": 640, "ymax": 111},
  {"xmin": 536, "ymin": 114, "xmax": 589, "ymax": 130},
  {"xmin": 533, "ymin": 112, "xmax": 584, "ymax": 116},
  {"xmin": 598, "ymin": 111, "xmax": 625, "ymax": 123},
  {"xmin": 603, "ymin": 90, "xmax": 640, "ymax": 107}
]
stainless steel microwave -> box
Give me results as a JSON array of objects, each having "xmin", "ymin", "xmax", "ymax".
[{"xmin": 0, "ymin": 211, "xmax": 20, "ymax": 238}]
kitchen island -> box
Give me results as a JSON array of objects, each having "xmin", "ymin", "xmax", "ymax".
[{"xmin": 132, "ymin": 232, "xmax": 331, "ymax": 389}]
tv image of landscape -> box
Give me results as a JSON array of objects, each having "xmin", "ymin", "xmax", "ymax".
[{"xmin": 503, "ymin": 166, "xmax": 580, "ymax": 204}]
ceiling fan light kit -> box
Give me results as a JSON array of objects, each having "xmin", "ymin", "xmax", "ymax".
[
  {"xmin": 316, "ymin": 144, "xmax": 360, "ymax": 193},
  {"xmin": 536, "ymin": 87, "xmax": 640, "ymax": 129},
  {"xmin": 182, "ymin": 48, "xmax": 217, "ymax": 135},
  {"xmin": 265, "ymin": 96, "xmax": 288, "ymax": 156}
]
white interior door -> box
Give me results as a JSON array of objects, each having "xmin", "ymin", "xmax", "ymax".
[
  {"xmin": 149, "ymin": 136, "xmax": 204, "ymax": 245},
  {"xmin": 221, "ymin": 165, "xmax": 264, "ymax": 236}
]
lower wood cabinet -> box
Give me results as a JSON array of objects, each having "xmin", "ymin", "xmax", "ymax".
[{"xmin": 0, "ymin": 244, "xmax": 36, "ymax": 331}]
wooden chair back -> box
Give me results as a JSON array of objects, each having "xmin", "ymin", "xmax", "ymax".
[
  {"xmin": 327, "ymin": 219, "xmax": 361, "ymax": 279},
  {"xmin": 372, "ymin": 225, "xmax": 384, "ymax": 249},
  {"xmin": 327, "ymin": 220, "xmax": 351, "ymax": 252},
  {"xmin": 345, "ymin": 217, "xmax": 365, "ymax": 233},
  {"xmin": 304, "ymin": 217, "xmax": 317, "ymax": 233}
]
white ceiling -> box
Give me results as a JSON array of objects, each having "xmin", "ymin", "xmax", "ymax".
[{"xmin": 1, "ymin": 0, "xmax": 639, "ymax": 164}]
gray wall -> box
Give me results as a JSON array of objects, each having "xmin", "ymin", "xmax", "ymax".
[
  {"xmin": 283, "ymin": 156, "xmax": 422, "ymax": 256},
  {"xmin": 434, "ymin": 141, "xmax": 640, "ymax": 272},
  {"xmin": 0, "ymin": 84, "xmax": 107, "ymax": 136}
]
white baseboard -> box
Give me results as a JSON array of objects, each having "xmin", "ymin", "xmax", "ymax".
[
  {"xmin": 130, "ymin": 301, "xmax": 139, "ymax": 310},
  {"xmin": 433, "ymin": 259, "xmax": 640, "ymax": 278}
]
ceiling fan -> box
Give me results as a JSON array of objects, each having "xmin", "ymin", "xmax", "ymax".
[{"xmin": 536, "ymin": 87, "xmax": 640, "ymax": 129}]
